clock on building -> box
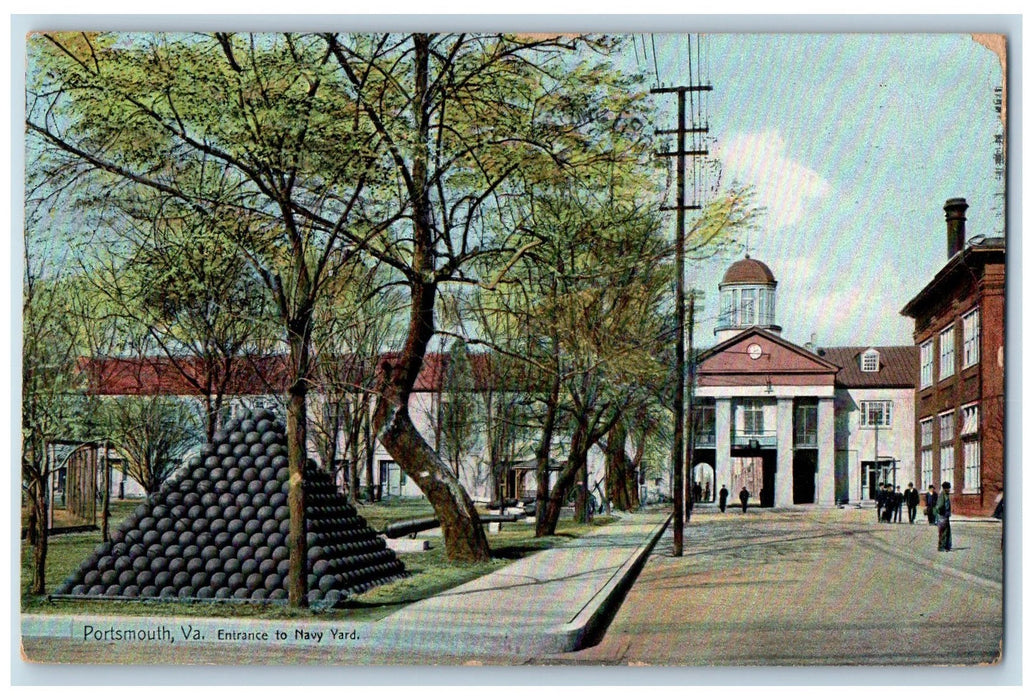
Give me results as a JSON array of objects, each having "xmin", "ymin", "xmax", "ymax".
[{"xmin": 747, "ymin": 343, "xmax": 763, "ymax": 360}]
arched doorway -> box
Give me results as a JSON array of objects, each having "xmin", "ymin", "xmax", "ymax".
[{"xmin": 692, "ymin": 462, "xmax": 716, "ymax": 503}]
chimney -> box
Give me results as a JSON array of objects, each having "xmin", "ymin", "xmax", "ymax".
[{"xmin": 944, "ymin": 198, "xmax": 969, "ymax": 258}]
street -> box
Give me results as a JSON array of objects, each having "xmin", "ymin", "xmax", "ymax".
[{"xmin": 551, "ymin": 505, "xmax": 1003, "ymax": 666}]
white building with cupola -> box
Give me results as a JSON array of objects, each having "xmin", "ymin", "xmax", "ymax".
[{"xmin": 690, "ymin": 257, "xmax": 917, "ymax": 508}]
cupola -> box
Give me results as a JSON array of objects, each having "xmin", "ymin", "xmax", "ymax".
[{"xmin": 715, "ymin": 256, "xmax": 782, "ymax": 343}]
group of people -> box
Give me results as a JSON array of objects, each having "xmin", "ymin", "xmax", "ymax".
[
  {"xmin": 877, "ymin": 481, "xmax": 953, "ymax": 551},
  {"xmin": 714, "ymin": 485, "xmax": 751, "ymax": 514},
  {"xmin": 875, "ymin": 482, "xmax": 923, "ymax": 524}
]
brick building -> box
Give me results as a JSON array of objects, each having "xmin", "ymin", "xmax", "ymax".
[{"xmin": 901, "ymin": 198, "xmax": 1005, "ymax": 516}]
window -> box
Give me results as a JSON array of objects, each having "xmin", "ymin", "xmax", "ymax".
[
  {"xmin": 795, "ymin": 403, "xmax": 818, "ymax": 446},
  {"xmin": 939, "ymin": 325, "xmax": 955, "ymax": 380},
  {"xmin": 720, "ymin": 290, "xmax": 733, "ymax": 326},
  {"xmin": 742, "ymin": 399, "xmax": 764, "ymax": 435},
  {"xmin": 740, "ymin": 288, "xmax": 756, "ymax": 325},
  {"xmin": 939, "ymin": 411, "xmax": 955, "ymax": 480},
  {"xmin": 861, "ymin": 349, "xmax": 879, "ymax": 373},
  {"xmin": 920, "ymin": 340, "xmax": 934, "ymax": 389},
  {"xmin": 962, "ymin": 308, "xmax": 980, "ymax": 368},
  {"xmin": 920, "ymin": 418, "xmax": 933, "ymax": 447},
  {"xmin": 963, "ymin": 440, "xmax": 981, "ymax": 493},
  {"xmin": 961, "ymin": 403, "xmax": 980, "ymax": 436},
  {"xmin": 921, "ymin": 449, "xmax": 933, "ymax": 491},
  {"xmin": 939, "ymin": 411, "xmax": 954, "ymax": 443},
  {"xmin": 860, "ymin": 401, "xmax": 892, "ymax": 428}
]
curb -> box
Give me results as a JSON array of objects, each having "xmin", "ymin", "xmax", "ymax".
[{"xmin": 558, "ymin": 512, "xmax": 672, "ymax": 652}]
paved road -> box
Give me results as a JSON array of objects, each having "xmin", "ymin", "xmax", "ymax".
[{"xmin": 546, "ymin": 506, "xmax": 1003, "ymax": 666}]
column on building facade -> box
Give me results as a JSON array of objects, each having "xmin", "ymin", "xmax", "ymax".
[
  {"xmin": 817, "ymin": 396, "xmax": 835, "ymax": 505},
  {"xmin": 715, "ymin": 398, "xmax": 732, "ymax": 497},
  {"xmin": 775, "ymin": 397, "xmax": 794, "ymax": 507}
]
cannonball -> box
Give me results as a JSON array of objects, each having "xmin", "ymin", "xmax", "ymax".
[
  {"xmin": 204, "ymin": 558, "xmax": 223, "ymax": 576},
  {"xmin": 249, "ymin": 532, "xmax": 266, "ymax": 548},
  {"xmin": 204, "ymin": 505, "xmax": 221, "ymax": 521},
  {"xmin": 233, "ymin": 443, "xmax": 250, "ymax": 458},
  {"xmin": 237, "ymin": 545, "xmax": 255, "ymax": 562},
  {"xmin": 71, "ymin": 584, "xmax": 87, "ymax": 595},
  {"xmin": 227, "ymin": 519, "xmax": 244, "ymax": 535},
  {"xmin": 195, "ymin": 532, "xmax": 213, "ymax": 548},
  {"xmin": 265, "ymin": 480, "xmax": 283, "ymax": 496},
  {"xmin": 260, "ymin": 431, "xmax": 279, "ymax": 447},
  {"xmin": 231, "ymin": 532, "xmax": 249, "ymax": 548},
  {"xmin": 191, "ymin": 519, "xmax": 210, "ymax": 534},
  {"xmin": 225, "ymin": 467, "xmax": 242, "ymax": 482},
  {"xmin": 179, "ymin": 479, "xmax": 196, "ymax": 493},
  {"xmin": 217, "ymin": 443, "xmax": 233, "ymax": 457},
  {"xmin": 97, "ymin": 555, "xmax": 114, "ymax": 571},
  {"xmin": 224, "ymin": 558, "xmax": 241, "ymax": 574},
  {"xmin": 138, "ymin": 516, "xmax": 156, "ymax": 531},
  {"xmin": 271, "ymin": 455, "xmax": 288, "ymax": 470},
  {"xmin": 239, "ymin": 506, "xmax": 257, "ymax": 522},
  {"xmin": 229, "ymin": 431, "xmax": 245, "ymax": 445},
  {"xmin": 168, "ymin": 558, "xmax": 186, "ymax": 575},
  {"xmin": 247, "ymin": 480, "xmax": 264, "ymax": 496},
  {"xmin": 196, "ymin": 586, "xmax": 214, "ymax": 599},
  {"xmin": 142, "ymin": 530, "xmax": 161, "ymax": 547},
  {"xmin": 159, "ymin": 532, "xmax": 179, "ymax": 551},
  {"xmin": 249, "ymin": 589, "xmax": 267, "ymax": 602},
  {"xmin": 86, "ymin": 584, "xmax": 105, "ymax": 596},
  {"xmin": 266, "ymin": 532, "xmax": 285, "ymax": 549},
  {"xmin": 312, "ymin": 560, "xmax": 330, "ymax": 577},
  {"xmin": 273, "ymin": 506, "xmax": 289, "ymax": 522},
  {"xmin": 240, "ymin": 419, "xmax": 257, "ymax": 433},
  {"xmin": 279, "ymin": 519, "xmax": 290, "ymax": 536},
  {"xmin": 254, "ymin": 455, "xmax": 271, "ymax": 471},
  {"xmin": 221, "ymin": 456, "xmax": 238, "ymax": 470},
  {"xmin": 251, "ymin": 492, "xmax": 268, "ymax": 509},
  {"xmin": 177, "ymin": 531, "xmax": 195, "ymax": 547},
  {"xmin": 227, "ymin": 572, "xmax": 244, "ymax": 591},
  {"xmin": 258, "ymin": 559, "xmax": 277, "ymax": 577},
  {"xmin": 132, "ymin": 557, "xmax": 150, "ymax": 573},
  {"xmin": 83, "ymin": 570, "xmax": 101, "ymax": 586},
  {"xmin": 98, "ymin": 569, "xmax": 117, "ymax": 586},
  {"xmin": 267, "ymin": 444, "xmax": 285, "ymax": 459},
  {"xmin": 254, "ymin": 545, "xmax": 272, "ymax": 561},
  {"xmin": 244, "ymin": 431, "xmax": 261, "ymax": 446},
  {"xmin": 240, "ymin": 559, "xmax": 258, "ymax": 577},
  {"xmin": 244, "ymin": 519, "xmax": 262, "ymax": 537},
  {"xmin": 248, "ymin": 442, "xmax": 266, "ymax": 458},
  {"xmin": 214, "ymin": 587, "xmax": 232, "ymax": 600},
  {"xmin": 213, "ymin": 531, "xmax": 232, "ymax": 547},
  {"xmin": 269, "ymin": 493, "xmax": 287, "ymax": 508},
  {"xmin": 306, "ymin": 532, "xmax": 319, "ymax": 548},
  {"xmin": 153, "ymin": 571, "xmax": 172, "ymax": 588},
  {"xmin": 209, "ymin": 467, "xmax": 225, "ymax": 481},
  {"xmin": 223, "ymin": 505, "xmax": 240, "ymax": 521},
  {"xmin": 178, "ymin": 586, "xmax": 195, "ymax": 599},
  {"xmin": 229, "ymin": 481, "xmax": 247, "ymax": 497},
  {"xmin": 186, "ymin": 558, "xmax": 204, "ymax": 575},
  {"xmin": 149, "ymin": 557, "xmax": 169, "ymax": 574},
  {"xmin": 260, "ymin": 519, "xmax": 280, "ymax": 537},
  {"xmin": 165, "ymin": 544, "xmax": 183, "ymax": 559},
  {"xmin": 276, "ymin": 559, "xmax": 290, "ymax": 577},
  {"xmin": 204, "ymin": 455, "xmax": 221, "ymax": 470},
  {"xmin": 173, "ymin": 519, "xmax": 189, "ymax": 534},
  {"xmin": 233, "ymin": 588, "xmax": 250, "ymax": 600},
  {"xmin": 264, "ymin": 572, "xmax": 282, "ymax": 590},
  {"xmin": 212, "ymin": 430, "xmax": 228, "ymax": 444},
  {"xmin": 269, "ymin": 588, "xmax": 287, "ymax": 601},
  {"xmin": 192, "ymin": 468, "xmax": 207, "ymax": 481},
  {"xmin": 183, "ymin": 493, "xmax": 201, "ymax": 508},
  {"xmin": 104, "ymin": 584, "xmax": 122, "ymax": 596},
  {"xmin": 190, "ymin": 571, "xmax": 207, "ymax": 588},
  {"xmin": 210, "ymin": 572, "xmax": 228, "ymax": 589},
  {"xmin": 109, "ymin": 530, "xmax": 126, "ymax": 546},
  {"xmin": 172, "ymin": 570, "xmax": 190, "ymax": 588},
  {"xmin": 196, "ymin": 481, "xmax": 213, "ymax": 497},
  {"xmin": 141, "ymin": 585, "xmax": 158, "ymax": 598},
  {"xmin": 307, "ymin": 589, "xmax": 323, "ymax": 605},
  {"xmin": 217, "ymin": 493, "xmax": 235, "ymax": 509},
  {"xmin": 241, "ymin": 468, "xmax": 258, "ymax": 483},
  {"xmin": 121, "ymin": 584, "xmax": 140, "ymax": 598},
  {"xmin": 323, "ymin": 590, "xmax": 343, "ymax": 607},
  {"xmin": 136, "ymin": 570, "xmax": 153, "ymax": 586},
  {"xmin": 187, "ymin": 504, "xmax": 204, "ymax": 520},
  {"xmin": 256, "ymin": 418, "xmax": 272, "ymax": 433}
]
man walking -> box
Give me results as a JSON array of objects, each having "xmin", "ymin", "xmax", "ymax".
[
  {"xmin": 925, "ymin": 484, "xmax": 938, "ymax": 525},
  {"xmin": 739, "ymin": 486, "xmax": 750, "ymax": 514},
  {"xmin": 893, "ymin": 485, "xmax": 904, "ymax": 523},
  {"xmin": 718, "ymin": 485, "xmax": 729, "ymax": 513},
  {"xmin": 875, "ymin": 482, "xmax": 885, "ymax": 522},
  {"xmin": 904, "ymin": 482, "xmax": 920, "ymax": 524},
  {"xmin": 935, "ymin": 481, "xmax": 952, "ymax": 552}
]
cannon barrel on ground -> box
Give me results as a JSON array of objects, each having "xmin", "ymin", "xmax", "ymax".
[{"xmin": 382, "ymin": 512, "xmax": 523, "ymax": 539}]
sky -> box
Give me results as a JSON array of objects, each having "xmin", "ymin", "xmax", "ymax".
[{"xmin": 619, "ymin": 33, "xmax": 1005, "ymax": 349}]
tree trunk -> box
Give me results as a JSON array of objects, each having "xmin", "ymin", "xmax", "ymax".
[
  {"xmin": 30, "ymin": 473, "xmax": 49, "ymax": 595},
  {"xmin": 363, "ymin": 408, "xmax": 375, "ymax": 503},
  {"xmin": 540, "ymin": 423, "xmax": 589, "ymax": 536},
  {"xmin": 606, "ymin": 420, "xmax": 636, "ymax": 511},
  {"xmin": 285, "ymin": 313, "xmax": 312, "ymax": 608},
  {"xmin": 371, "ymin": 33, "xmax": 490, "ymax": 563},
  {"xmin": 101, "ymin": 442, "xmax": 111, "ymax": 542}
]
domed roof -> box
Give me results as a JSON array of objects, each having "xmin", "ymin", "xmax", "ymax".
[{"xmin": 720, "ymin": 256, "xmax": 776, "ymax": 286}]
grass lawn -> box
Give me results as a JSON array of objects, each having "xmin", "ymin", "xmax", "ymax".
[{"xmin": 20, "ymin": 500, "xmax": 616, "ymax": 622}]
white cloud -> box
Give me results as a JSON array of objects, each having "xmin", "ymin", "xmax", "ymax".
[{"xmin": 716, "ymin": 131, "xmax": 832, "ymax": 229}]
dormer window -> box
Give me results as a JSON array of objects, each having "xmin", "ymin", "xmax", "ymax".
[{"xmin": 861, "ymin": 349, "xmax": 879, "ymax": 373}]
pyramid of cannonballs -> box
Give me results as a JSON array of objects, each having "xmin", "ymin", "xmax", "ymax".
[{"xmin": 54, "ymin": 409, "xmax": 405, "ymax": 607}]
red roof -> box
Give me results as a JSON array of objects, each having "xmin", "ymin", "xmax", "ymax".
[
  {"xmin": 81, "ymin": 351, "xmax": 522, "ymax": 396},
  {"xmin": 817, "ymin": 346, "xmax": 918, "ymax": 389}
]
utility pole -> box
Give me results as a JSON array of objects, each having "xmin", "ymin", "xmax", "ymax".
[{"xmin": 652, "ymin": 81, "xmax": 711, "ymax": 557}]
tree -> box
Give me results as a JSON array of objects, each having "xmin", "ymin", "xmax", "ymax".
[
  {"xmin": 438, "ymin": 340, "xmax": 479, "ymax": 483},
  {"xmin": 27, "ymin": 31, "xmax": 386, "ymax": 606},
  {"xmin": 96, "ymin": 395, "xmax": 201, "ymax": 494}
]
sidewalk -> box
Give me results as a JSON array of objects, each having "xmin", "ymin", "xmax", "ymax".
[{"xmin": 21, "ymin": 511, "xmax": 670, "ymax": 661}]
